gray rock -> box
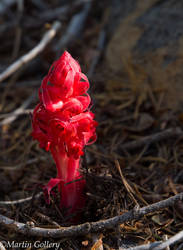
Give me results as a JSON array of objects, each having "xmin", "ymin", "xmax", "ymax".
[{"xmin": 106, "ymin": 0, "xmax": 183, "ymax": 109}]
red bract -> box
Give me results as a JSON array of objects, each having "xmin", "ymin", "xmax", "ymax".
[{"xmin": 32, "ymin": 51, "xmax": 97, "ymax": 218}]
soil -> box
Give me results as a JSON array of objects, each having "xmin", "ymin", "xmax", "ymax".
[{"xmin": 0, "ymin": 0, "xmax": 183, "ymax": 249}]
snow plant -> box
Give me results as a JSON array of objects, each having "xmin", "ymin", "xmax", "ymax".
[{"xmin": 32, "ymin": 51, "xmax": 97, "ymax": 215}]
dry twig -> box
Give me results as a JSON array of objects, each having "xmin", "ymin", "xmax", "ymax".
[
  {"xmin": 124, "ymin": 230, "xmax": 183, "ymax": 250},
  {"xmin": 0, "ymin": 193, "xmax": 182, "ymax": 238},
  {"xmin": 55, "ymin": 2, "xmax": 91, "ymax": 52},
  {"xmin": 34, "ymin": 212, "xmax": 60, "ymax": 228},
  {"xmin": 87, "ymin": 30, "xmax": 106, "ymax": 78},
  {"xmin": 0, "ymin": 92, "xmax": 36, "ymax": 126},
  {"xmin": 0, "ymin": 108, "xmax": 32, "ymax": 119},
  {"xmin": 0, "ymin": 156, "xmax": 49, "ymax": 170},
  {"xmin": 38, "ymin": 0, "xmax": 89, "ymax": 22},
  {"xmin": 11, "ymin": 0, "xmax": 24, "ymax": 60},
  {"xmin": 0, "ymin": 21, "xmax": 61, "ymax": 83},
  {"xmin": 0, "ymin": 193, "xmax": 42, "ymax": 205},
  {"xmin": 115, "ymin": 160, "xmax": 138, "ymax": 205},
  {"xmin": 121, "ymin": 127, "xmax": 183, "ymax": 151}
]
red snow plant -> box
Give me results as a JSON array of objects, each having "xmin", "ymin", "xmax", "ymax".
[{"xmin": 32, "ymin": 51, "xmax": 97, "ymax": 216}]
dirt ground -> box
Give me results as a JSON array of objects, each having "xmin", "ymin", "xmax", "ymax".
[{"xmin": 0, "ymin": 0, "xmax": 183, "ymax": 249}]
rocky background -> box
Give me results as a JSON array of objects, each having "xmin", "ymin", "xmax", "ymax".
[
  {"xmin": 0, "ymin": 0, "xmax": 183, "ymax": 249},
  {"xmin": 106, "ymin": 0, "xmax": 183, "ymax": 109}
]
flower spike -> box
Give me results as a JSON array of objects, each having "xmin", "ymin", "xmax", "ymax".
[{"xmin": 32, "ymin": 51, "xmax": 97, "ymax": 217}]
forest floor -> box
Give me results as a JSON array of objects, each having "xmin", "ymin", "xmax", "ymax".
[{"xmin": 0, "ymin": 1, "xmax": 183, "ymax": 249}]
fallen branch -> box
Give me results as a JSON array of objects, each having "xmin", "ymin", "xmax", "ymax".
[
  {"xmin": 11, "ymin": 0, "xmax": 24, "ymax": 60},
  {"xmin": 34, "ymin": 212, "xmax": 60, "ymax": 228},
  {"xmin": 38, "ymin": 0, "xmax": 88, "ymax": 21},
  {"xmin": 0, "ymin": 92, "xmax": 35, "ymax": 126},
  {"xmin": 121, "ymin": 127, "xmax": 183, "ymax": 151},
  {"xmin": 0, "ymin": 21, "xmax": 61, "ymax": 83},
  {"xmin": 0, "ymin": 108, "xmax": 32, "ymax": 119},
  {"xmin": 54, "ymin": 2, "xmax": 91, "ymax": 52},
  {"xmin": 87, "ymin": 29, "xmax": 106, "ymax": 78},
  {"xmin": 121, "ymin": 242, "xmax": 161, "ymax": 250},
  {"xmin": 0, "ymin": 192, "xmax": 182, "ymax": 238},
  {"xmin": 0, "ymin": 193, "xmax": 42, "ymax": 205},
  {"xmin": 0, "ymin": 156, "xmax": 49, "ymax": 170},
  {"xmin": 124, "ymin": 230, "xmax": 183, "ymax": 250}
]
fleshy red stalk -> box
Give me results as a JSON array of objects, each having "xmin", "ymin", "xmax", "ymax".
[
  {"xmin": 50, "ymin": 145, "xmax": 85, "ymax": 213},
  {"xmin": 32, "ymin": 51, "xmax": 97, "ymax": 219}
]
